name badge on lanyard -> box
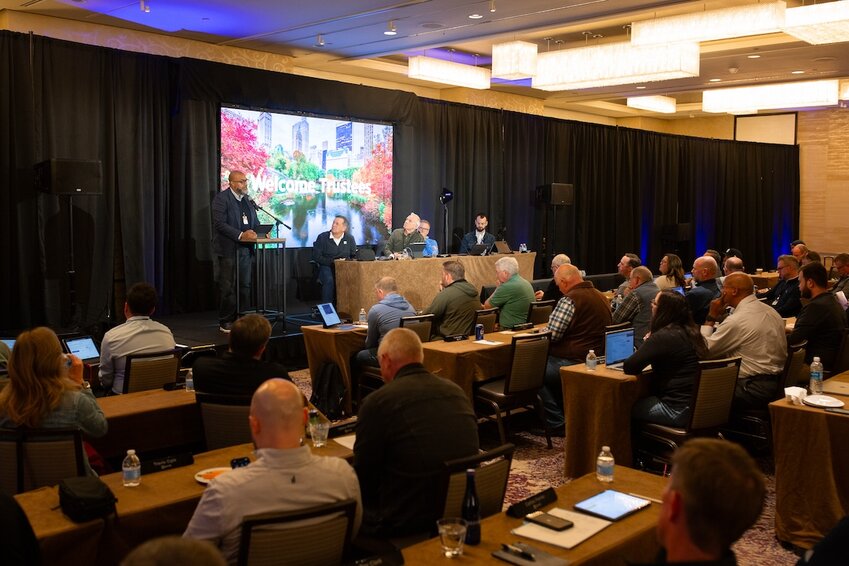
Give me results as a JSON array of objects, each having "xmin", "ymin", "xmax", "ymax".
[{"xmin": 242, "ymin": 213, "xmax": 248, "ymax": 225}]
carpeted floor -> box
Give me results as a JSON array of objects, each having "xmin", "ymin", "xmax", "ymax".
[{"xmin": 291, "ymin": 369, "xmax": 800, "ymax": 565}]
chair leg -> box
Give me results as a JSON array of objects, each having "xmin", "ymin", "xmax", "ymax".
[
  {"xmin": 485, "ymin": 400, "xmax": 507, "ymax": 446},
  {"xmin": 535, "ymin": 395, "xmax": 552, "ymax": 449}
]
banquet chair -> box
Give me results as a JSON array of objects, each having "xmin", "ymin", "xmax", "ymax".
[
  {"xmin": 527, "ymin": 300, "xmax": 556, "ymax": 325},
  {"xmin": 439, "ymin": 443, "xmax": 515, "ymax": 520},
  {"xmin": 473, "ymin": 308, "xmax": 499, "ymax": 334},
  {"xmin": 237, "ymin": 498, "xmax": 357, "ymax": 566},
  {"xmin": 399, "ymin": 314, "xmax": 435, "ymax": 343},
  {"xmin": 196, "ymin": 393, "xmax": 253, "ymax": 451},
  {"xmin": 827, "ymin": 328, "xmax": 849, "ymax": 377},
  {"xmin": 0, "ymin": 428, "xmax": 85, "ymax": 495},
  {"xmin": 122, "ymin": 350, "xmax": 181, "ymax": 393},
  {"xmin": 474, "ymin": 332, "xmax": 553, "ymax": 449}
]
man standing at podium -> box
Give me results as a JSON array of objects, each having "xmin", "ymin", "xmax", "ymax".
[{"xmin": 212, "ymin": 170, "xmax": 259, "ymax": 333}]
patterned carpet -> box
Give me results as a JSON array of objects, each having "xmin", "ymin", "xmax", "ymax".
[{"xmin": 291, "ymin": 369, "xmax": 800, "ymax": 565}]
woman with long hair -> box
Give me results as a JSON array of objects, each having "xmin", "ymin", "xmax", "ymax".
[
  {"xmin": 0, "ymin": 327, "xmax": 107, "ymax": 474},
  {"xmin": 654, "ymin": 253, "xmax": 686, "ymax": 291},
  {"xmin": 623, "ymin": 290, "xmax": 707, "ymax": 427}
]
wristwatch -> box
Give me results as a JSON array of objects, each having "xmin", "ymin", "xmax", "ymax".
[{"xmin": 81, "ymin": 380, "xmax": 92, "ymax": 390}]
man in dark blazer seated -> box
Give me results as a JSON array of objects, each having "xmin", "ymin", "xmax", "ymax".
[
  {"xmin": 459, "ymin": 213, "xmax": 496, "ymax": 254},
  {"xmin": 312, "ymin": 215, "xmax": 357, "ymax": 304},
  {"xmin": 212, "ymin": 170, "xmax": 260, "ymax": 333},
  {"xmin": 761, "ymin": 254, "xmax": 802, "ymax": 317},
  {"xmin": 193, "ymin": 314, "xmax": 291, "ymax": 395}
]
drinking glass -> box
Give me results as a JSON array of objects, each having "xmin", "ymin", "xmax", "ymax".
[
  {"xmin": 437, "ymin": 518, "xmax": 467, "ymax": 558},
  {"xmin": 309, "ymin": 421, "xmax": 329, "ymax": 448}
]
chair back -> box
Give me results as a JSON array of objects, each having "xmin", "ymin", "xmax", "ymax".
[
  {"xmin": 439, "ymin": 444, "xmax": 515, "ymax": 520},
  {"xmin": 830, "ymin": 328, "xmax": 849, "ymax": 376},
  {"xmin": 123, "ymin": 350, "xmax": 181, "ymax": 393},
  {"xmin": 474, "ymin": 308, "xmax": 499, "ymax": 334},
  {"xmin": 0, "ymin": 428, "xmax": 85, "ymax": 495},
  {"xmin": 605, "ymin": 322, "xmax": 632, "ymax": 333},
  {"xmin": 237, "ymin": 499, "xmax": 357, "ymax": 566},
  {"xmin": 780, "ymin": 341, "xmax": 808, "ymax": 393},
  {"xmin": 399, "ymin": 314, "xmax": 435, "ymax": 343},
  {"xmin": 688, "ymin": 357, "xmax": 741, "ymax": 432},
  {"xmin": 504, "ymin": 332, "xmax": 551, "ymax": 395},
  {"xmin": 527, "ymin": 300, "xmax": 556, "ymax": 325},
  {"xmin": 181, "ymin": 344, "xmax": 217, "ymax": 368},
  {"xmin": 196, "ymin": 392, "xmax": 253, "ymax": 451}
]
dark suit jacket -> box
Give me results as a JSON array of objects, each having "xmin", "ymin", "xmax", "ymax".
[
  {"xmin": 212, "ymin": 188, "xmax": 260, "ymax": 257},
  {"xmin": 765, "ymin": 276, "xmax": 802, "ymax": 317},
  {"xmin": 789, "ymin": 292, "xmax": 847, "ymax": 370},
  {"xmin": 192, "ymin": 352, "xmax": 291, "ymax": 395},
  {"xmin": 685, "ymin": 278, "xmax": 721, "ymax": 325},
  {"xmin": 459, "ymin": 231, "xmax": 496, "ymax": 254},
  {"xmin": 312, "ymin": 230, "xmax": 358, "ymax": 266}
]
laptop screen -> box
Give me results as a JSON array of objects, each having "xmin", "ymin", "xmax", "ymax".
[
  {"xmin": 317, "ymin": 303, "xmax": 343, "ymax": 328},
  {"xmin": 63, "ymin": 336, "xmax": 100, "ymax": 361},
  {"xmin": 469, "ymin": 243, "xmax": 492, "ymax": 256},
  {"xmin": 0, "ymin": 338, "xmax": 15, "ymax": 350},
  {"xmin": 604, "ymin": 328, "xmax": 634, "ymax": 366},
  {"xmin": 407, "ymin": 242, "xmax": 426, "ymax": 258},
  {"xmin": 494, "ymin": 241, "xmax": 512, "ymax": 254}
]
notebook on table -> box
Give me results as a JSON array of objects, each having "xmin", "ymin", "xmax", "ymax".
[
  {"xmin": 604, "ymin": 328, "xmax": 634, "ymax": 371},
  {"xmin": 316, "ymin": 303, "xmax": 356, "ymax": 330},
  {"xmin": 62, "ymin": 336, "xmax": 101, "ymax": 363}
]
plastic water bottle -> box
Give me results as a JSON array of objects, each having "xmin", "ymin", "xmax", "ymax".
[
  {"xmin": 122, "ymin": 449, "xmax": 141, "ymax": 487},
  {"xmin": 359, "ymin": 308, "xmax": 367, "ymax": 324},
  {"xmin": 462, "ymin": 469, "xmax": 481, "ymax": 545},
  {"xmin": 810, "ymin": 357, "xmax": 824, "ymax": 395},
  {"xmin": 185, "ymin": 368, "xmax": 194, "ymax": 392},
  {"xmin": 586, "ymin": 349, "xmax": 598, "ymax": 371},
  {"xmin": 597, "ymin": 446, "xmax": 614, "ymax": 482}
]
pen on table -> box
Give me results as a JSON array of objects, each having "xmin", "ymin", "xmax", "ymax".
[
  {"xmin": 502, "ymin": 543, "xmax": 535, "ymax": 561},
  {"xmin": 628, "ymin": 492, "xmax": 663, "ymax": 504}
]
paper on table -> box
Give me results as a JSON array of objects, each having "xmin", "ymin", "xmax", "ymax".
[
  {"xmin": 334, "ymin": 434, "xmax": 356, "ymax": 450},
  {"xmin": 474, "ymin": 339, "xmax": 502, "ymax": 345},
  {"xmin": 512, "ymin": 508, "xmax": 611, "ymax": 550}
]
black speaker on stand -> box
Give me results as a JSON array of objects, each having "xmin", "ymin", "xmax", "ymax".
[
  {"xmin": 536, "ymin": 183, "xmax": 575, "ymax": 275},
  {"xmin": 35, "ymin": 159, "xmax": 103, "ymax": 329}
]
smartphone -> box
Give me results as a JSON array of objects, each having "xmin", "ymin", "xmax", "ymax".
[
  {"xmin": 230, "ymin": 457, "xmax": 250, "ymax": 469},
  {"xmin": 824, "ymin": 407, "xmax": 849, "ymax": 416},
  {"xmin": 525, "ymin": 511, "xmax": 574, "ymax": 531}
]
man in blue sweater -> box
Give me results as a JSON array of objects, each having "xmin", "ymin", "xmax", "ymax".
[{"xmin": 354, "ymin": 277, "xmax": 416, "ymax": 368}]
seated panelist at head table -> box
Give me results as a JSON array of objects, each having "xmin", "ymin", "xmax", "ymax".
[{"xmin": 383, "ymin": 213, "xmax": 424, "ymax": 257}]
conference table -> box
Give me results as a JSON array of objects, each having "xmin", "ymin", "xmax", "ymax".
[
  {"xmin": 751, "ymin": 271, "xmax": 780, "ymax": 289},
  {"xmin": 402, "ymin": 465, "xmax": 665, "ymax": 565},
  {"xmin": 770, "ymin": 371, "xmax": 849, "ymax": 549},
  {"xmin": 334, "ymin": 252, "xmax": 536, "ymax": 318},
  {"xmin": 15, "ymin": 439, "xmax": 353, "ymax": 565},
  {"xmin": 561, "ymin": 364, "xmax": 650, "ymax": 480}
]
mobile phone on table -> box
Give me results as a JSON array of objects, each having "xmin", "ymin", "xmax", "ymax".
[
  {"xmin": 824, "ymin": 407, "xmax": 849, "ymax": 416},
  {"xmin": 525, "ymin": 511, "xmax": 573, "ymax": 531},
  {"xmin": 230, "ymin": 457, "xmax": 250, "ymax": 469}
]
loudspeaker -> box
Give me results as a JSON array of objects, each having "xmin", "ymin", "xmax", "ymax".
[
  {"xmin": 537, "ymin": 183, "xmax": 574, "ymax": 206},
  {"xmin": 35, "ymin": 159, "xmax": 102, "ymax": 195}
]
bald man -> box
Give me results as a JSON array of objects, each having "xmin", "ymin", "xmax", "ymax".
[
  {"xmin": 354, "ymin": 328, "xmax": 479, "ymax": 538},
  {"xmin": 184, "ymin": 379, "xmax": 361, "ymax": 562},
  {"xmin": 702, "ymin": 273, "xmax": 786, "ymax": 410},
  {"xmin": 685, "ymin": 256, "xmax": 721, "ymax": 325},
  {"xmin": 212, "ymin": 170, "xmax": 261, "ymax": 333},
  {"xmin": 535, "ymin": 253, "xmax": 572, "ymax": 301},
  {"xmin": 612, "ymin": 266, "xmax": 659, "ymax": 347},
  {"xmin": 384, "ymin": 212, "xmax": 425, "ymax": 256}
]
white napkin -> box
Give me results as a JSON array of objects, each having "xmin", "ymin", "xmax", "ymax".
[{"xmin": 785, "ymin": 386, "xmax": 807, "ymax": 405}]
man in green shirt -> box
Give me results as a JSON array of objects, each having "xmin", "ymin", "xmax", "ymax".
[
  {"xmin": 424, "ymin": 260, "xmax": 480, "ymax": 338},
  {"xmin": 483, "ymin": 256, "xmax": 535, "ymax": 329},
  {"xmin": 383, "ymin": 213, "xmax": 425, "ymax": 257}
]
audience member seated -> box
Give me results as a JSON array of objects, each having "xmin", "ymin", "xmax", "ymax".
[
  {"xmin": 612, "ymin": 266, "xmax": 659, "ymax": 347},
  {"xmin": 99, "ymin": 282, "xmax": 176, "ymax": 395},
  {"xmin": 418, "ymin": 219, "xmax": 439, "ymax": 257},
  {"xmin": 540, "ymin": 265, "xmax": 611, "ymax": 431},
  {"xmin": 384, "ymin": 213, "xmax": 424, "ymax": 257},
  {"xmin": 423, "ymin": 260, "xmax": 480, "ymax": 338},
  {"xmin": 761, "ymin": 255, "xmax": 802, "ymax": 317},
  {"xmin": 638, "ymin": 438, "xmax": 764, "ymax": 565},
  {"xmin": 459, "ymin": 213, "xmax": 496, "ymax": 254},
  {"xmin": 483, "ymin": 256, "xmax": 535, "ymax": 329},
  {"xmin": 789, "ymin": 262, "xmax": 847, "ymax": 371},
  {"xmin": 831, "ymin": 253, "xmax": 849, "ymax": 298},
  {"xmin": 685, "ymin": 256, "xmax": 721, "ymax": 325},
  {"xmin": 0, "ymin": 327, "xmax": 107, "ymax": 475},
  {"xmin": 701, "ymin": 273, "xmax": 786, "ymax": 411},
  {"xmin": 703, "ymin": 249, "xmax": 723, "ymax": 271},
  {"xmin": 312, "ymin": 215, "xmax": 358, "ymax": 304},
  {"xmin": 354, "ymin": 277, "xmax": 416, "ymax": 368},
  {"xmin": 122, "ymin": 536, "xmax": 226, "ymax": 566},
  {"xmin": 613, "ymin": 253, "xmax": 641, "ymax": 308},
  {"xmin": 184, "ymin": 379, "xmax": 361, "ymax": 563},
  {"xmin": 535, "ymin": 254, "xmax": 571, "ymax": 301},
  {"xmin": 354, "ymin": 328, "xmax": 479, "ymax": 538},
  {"xmin": 792, "ymin": 243, "xmax": 809, "ymax": 265},
  {"xmin": 624, "ymin": 291, "xmax": 707, "ymax": 427},
  {"xmin": 719, "ymin": 255, "xmax": 745, "ymax": 287},
  {"xmin": 803, "ymin": 250, "xmax": 821, "ymax": 266},
  {"xmin": 193, "ymin": 314, "xmax": 291, "ymax": 395},
  {"xmin": 654, "ymin": 253, "xmax": 686, "ymax": 291}
]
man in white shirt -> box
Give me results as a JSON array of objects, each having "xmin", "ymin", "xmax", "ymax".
[
  {"xmin": 184, "ymin": 379, "xmax": 362, "ymax": 563},
  {"xmin": 701, "ymin": 273, "xmax": 786, "ymax": 410},
  {"xmin": 99, "ymin": 282, "xmax": 176, "ymax": 395}
]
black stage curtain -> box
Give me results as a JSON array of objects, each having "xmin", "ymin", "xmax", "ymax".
[{"xmin": 0, "ymin": 31, "xmax": 799, "ymax": 331}]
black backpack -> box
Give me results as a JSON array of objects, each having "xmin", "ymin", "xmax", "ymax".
[{"xmin": 309, "ymin": 362, "xmax": 346, "ymax": 420}]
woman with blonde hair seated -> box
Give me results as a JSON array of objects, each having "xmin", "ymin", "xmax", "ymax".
[{"xmin": 0, "ymin": 327, "xmax": 107, "ymax": 475}]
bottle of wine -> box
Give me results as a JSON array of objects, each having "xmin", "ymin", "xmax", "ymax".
[{"xmin": 462, "ymin": 468, "xmax": 481, "ymax": 545}]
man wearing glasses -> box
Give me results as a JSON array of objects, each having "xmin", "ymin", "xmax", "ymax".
[{"xmin": 759, "ymin": 255, "xmax": 802, "ymax": 318}]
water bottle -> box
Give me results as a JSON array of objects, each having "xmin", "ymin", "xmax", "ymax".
[
  {"xmin": 586, "ymin": 349, "xmax": 598, "ymax": 371},
  {"xmin": 461, "ymin": 469, "xmax": 481, "ymax": 545},
  {"xmin": 810, "ymin": 357, "xmax": 824, "ymax": 395},
  {"xmin": 185, "ymin": 368, "xmax": 194, "ymax": 392},
  {"xmin": 359, "ymin": 308, "xmax": 367, "ymax": 324},
  {"xmin": 122, "ymin": 449, "xmax": 141, "ymax": 487},
  {"xmin": 596, "ymin": 446, "xmax": 614, "ymax": 482}
]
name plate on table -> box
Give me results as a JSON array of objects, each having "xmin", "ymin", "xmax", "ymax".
[
  {"xmin": 330, "ymin": 417, "xmax": 358, "ymax": 437},
  {"xmin": 140, "ymin": 452, "xmax": 195, "ymax": 474},
  {"xmin": 507, "ymin": 487, "xmax": 558, "ymax": 517}
]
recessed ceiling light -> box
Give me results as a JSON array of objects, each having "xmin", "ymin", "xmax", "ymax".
[
  {"xmin": 709, "ymin": 78, "xmax": 722, "ymax": 82},
  {"xmin": 384, "ymin": 20, "xmax": 397, "ymax": 36},
  {"xmin": 791, "ymin": 70, "xmax": 805, "ymax": 74},
  {"xmin": 469, "ymin": 13, "xmax": 483, "ymax": 19},
  {"xmin": 636, "ymin": 85, "xmax": 646, "ymax": 89},
  {"xmin": 747, "ymin": 54, "xmax": 761, "ymax": 59}
]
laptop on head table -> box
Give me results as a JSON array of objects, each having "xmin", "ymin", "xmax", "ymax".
[
  {"xmin": 604, "ymin": 328, "xmax": 635, "ymax": 371},
  {"xmin": 316, "ymin": 303, "xmax": 356, "ymax": 330},
  {"xmin": 493, "ymin": 240, "xmax": 512, "ymax": 254},
  {"xmin": 407, "ymin": 242, "xmax": 426, "ymax": 258},
  {"xmin": 62, "ymin": 336, "xmax": 101, "ymax": 363}
]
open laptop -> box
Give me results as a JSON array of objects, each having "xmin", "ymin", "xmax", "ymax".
[
  {"xmin": 62, "ymin": 336, "xmax": 101, "ymax": 363},
  {"xmin": 407, "ymin": 242, "xmax": 426, "ymax": 258},
  {"xmin": 493, "ymin": 240, "xmax": 512, "ymax": 254},
  {"xmin": 316, "ymin": 303, "xmax": 356, "ymax": 330},
  {"xmin": 0, "ymin": 338, "xmax": 15, "ymax": 351},
  {"xmin": 469, "ymin": 242, "xmax": 493, "ymax": 256},
  {"xmin": 822, "ymin": 379, "xmax": 849, "ymax": 397},
  {"xmin": 604, "ymin": 327, "xmax": 634, "ymax": 371}
]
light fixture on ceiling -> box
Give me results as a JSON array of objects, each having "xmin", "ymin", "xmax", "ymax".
[
  {"xmin": 408, "ymin": 55, "xmax": 491, "ymax": 89},
  {"xmin": 315, "ymin": 34, "xmax": 325, "ymax": 47},
  {"xmin": 748, "ymin": 54, "xmax": 761, "ymax": 59},
  {"xmin": 532, "ymin": 41, "xmax": 699, "ymax": 91},
  {"xmin": 490, "ymin": 0, "xmax": 496, "ymax": 13},
  {"xmin": 709, "ymin": 78, "xmax": 722, "ymax": 83},
  {"xmin": 785, "ymin": 0, "xmax": 849, "ymax": 44},
  {"xmin": 139, "ymin": 0, "xmax": 149, "ymax": 13},
  {"xmin": 627, "ymin": 95, "xmax": 677, "ymax": 113},
  {"xmin": 841, "ymin": 79, "xmax": 849, "ymax": 100},
  {"xmin": 491, "ymin": 41, "xmax": 537, "ymax": 80},
  {"xmin": 469, "ymin": 13, "xmax": 483, "ymax": 19},
  {"xmin": 702, "ymin": 79, "xmax": 839, "ymax": 113},
  {"xmin": 384, "ymin": 21, "xmax": 397, "ymax": 36},
  {"xmin": 791, "ymin": 70, "xmax": 805, "ymax": 75},
  {"xmin": 631, "ymin": 1, "xmax": 785, "ymax": 45}
]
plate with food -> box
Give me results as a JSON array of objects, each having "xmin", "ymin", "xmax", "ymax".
[{"xmin": 194, "ymin": 467, "xmax": 232, "ymax": 485}]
